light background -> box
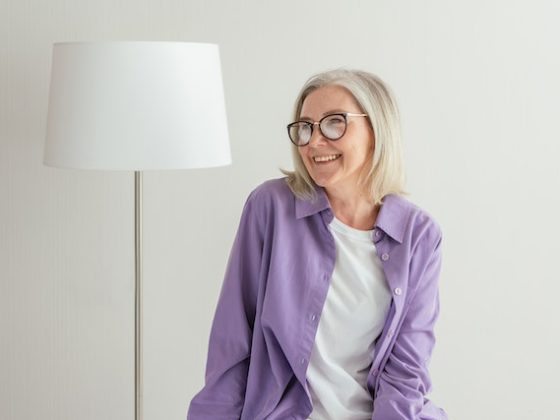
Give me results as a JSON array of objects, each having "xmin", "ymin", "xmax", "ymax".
[{"xmin": 2, "ymin": 1, "xmax": 559, "ymax": 419}]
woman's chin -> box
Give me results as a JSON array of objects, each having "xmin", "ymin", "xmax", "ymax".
[{"xmin": 310, "ymin": 175, "xmax": 336, "ymax": 189}]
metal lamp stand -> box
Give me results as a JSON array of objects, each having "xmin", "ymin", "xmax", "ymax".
[{"xmin": 134, "ymin": 171, "xmax": 143, "ymax": 420}]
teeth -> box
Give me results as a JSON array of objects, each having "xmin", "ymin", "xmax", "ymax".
[{"xmin": 314, "ymin": 154, "xmax": 341, "ymax": 162}]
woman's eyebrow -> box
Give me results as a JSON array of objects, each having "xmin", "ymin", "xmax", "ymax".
[{"xmin": 298, "ymin": 109, "xmax": 347, "ymax": 121}]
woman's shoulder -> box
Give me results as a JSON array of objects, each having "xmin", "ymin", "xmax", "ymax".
[
  {"xmin": 382, "ymin": 194, "xmax": 443, "ymax": 245},
  {"xmin": 245, "ymin": 176, "xmax": 293, "ymax": 206},
  {"xmin": 238, "ymin": 177, "xmax": 295, "ymax": 231}
]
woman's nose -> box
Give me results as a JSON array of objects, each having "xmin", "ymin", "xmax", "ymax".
[{"xmin": 308, "ymin": 124, "xmax": 328, "ymax": 147}]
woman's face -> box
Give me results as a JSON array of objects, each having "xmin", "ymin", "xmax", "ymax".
[{"xmin": 297, "ymin": 85, "xmax": 374, "ymax": 194}]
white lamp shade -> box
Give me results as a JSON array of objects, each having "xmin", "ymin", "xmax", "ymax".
[{"xmin": 44, "ymin": 42, "xmax": 231, "ymax": 170}]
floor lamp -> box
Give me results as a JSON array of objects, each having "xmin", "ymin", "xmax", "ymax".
[{"xmin": 43, "ymin": 41, "xmax": 231, "ymax": 420}]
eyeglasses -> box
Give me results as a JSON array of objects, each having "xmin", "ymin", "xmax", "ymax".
[{"xmin": 287, "ymin": 112, "xmax": 368, "ymax": 147}]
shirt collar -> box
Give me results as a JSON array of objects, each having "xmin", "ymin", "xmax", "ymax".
[{"xmin": 294, "ymin": 184, "xmax": 407, "ymax": 244}]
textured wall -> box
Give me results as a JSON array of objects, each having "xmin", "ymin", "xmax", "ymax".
[{"xmin": 1, "ymin": 1, "xmax": 559, "ymax": 419}]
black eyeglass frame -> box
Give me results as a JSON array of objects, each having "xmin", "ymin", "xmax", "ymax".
[{"xmin": 286, "ymin": 112, "xmax": 368, "ymax": 147}]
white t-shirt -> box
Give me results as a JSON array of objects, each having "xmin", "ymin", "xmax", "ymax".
[{"xmin": 306, "ymin": 216, "xmax": 392, "ymax": 420}]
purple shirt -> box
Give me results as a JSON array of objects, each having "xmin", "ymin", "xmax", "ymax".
[{"xmin": 187, "ymin": 177, "xmax": 448, "ymax": 420}]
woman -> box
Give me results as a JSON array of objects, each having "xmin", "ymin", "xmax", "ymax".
[{"xmin": 188, "ymin": 69, "xmax": 448, "ymax": 420}]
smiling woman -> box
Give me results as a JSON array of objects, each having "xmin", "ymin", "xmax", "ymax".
[
  {"xmin": 282, "ymin": 69, "xmax": 408, "ymax": 228},
  {"xmin": 187, "ymin": 69, "xmax": 448, "ymax": 420}
]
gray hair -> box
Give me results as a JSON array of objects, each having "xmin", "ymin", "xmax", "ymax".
[{"xmin": 280, "ymin": 68, "xmax": 410, "ymax": 206}]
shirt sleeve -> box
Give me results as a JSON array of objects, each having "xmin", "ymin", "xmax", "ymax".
[
  {"xmin": 372, "ymin": 226, "xmax": 444, "ymax": 420},
  {"xmin": 187, "ymin": 189, "xmax": 264, "ymax": 420}
]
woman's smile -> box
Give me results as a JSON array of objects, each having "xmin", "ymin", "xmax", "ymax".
[{"xmin": 313, "ymin": 153, "xmax": 342, "ymax": 164}]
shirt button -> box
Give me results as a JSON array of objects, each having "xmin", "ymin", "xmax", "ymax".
[
  {"xmin": 310, "ymin": 313, "xmax": 316, "ymax": 322},
  {"xmin": 301, "ymin": 357, "xmax": 306, "ymax": 365},
  {"xmin": 374, "ymin": 230, "xmax": 381, "ymax": 237},
  {"xmin": 322, "ymin": 273, "xmax": 329, "ymax": 282},
  {"xmin": 394, "ymin": 287, "xmax": 402, "ymax": 296},
  {"xmin": 381, "ymin": 253, "xmax": 389, "ymax": 261}
]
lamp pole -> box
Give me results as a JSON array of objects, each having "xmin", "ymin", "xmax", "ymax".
[{"xmin": 134, "ymin": 171, "xmax": 143, "ymax": 420}]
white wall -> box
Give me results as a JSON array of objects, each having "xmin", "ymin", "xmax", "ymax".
[{"xmin": 2, "ymin": 1, "xmax": 559, "ymax": 419}]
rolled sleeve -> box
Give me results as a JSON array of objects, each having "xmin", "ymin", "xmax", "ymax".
[
  {"xmin": 372, "ymin": 227, "xmax": 446, "ymax": 420},
  {"xmin": 187, "ymin": 190, "xmax": 264, "ymax": 420}
]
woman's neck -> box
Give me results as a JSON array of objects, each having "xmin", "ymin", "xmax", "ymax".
[{"xmin": 325, "ymin": 187, "xmax": 379, "ymax": 230}]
